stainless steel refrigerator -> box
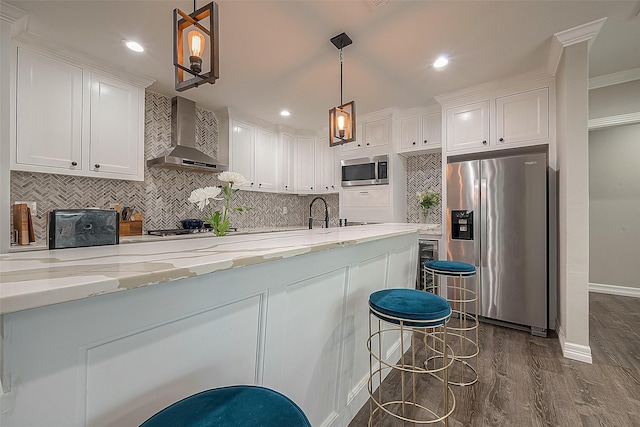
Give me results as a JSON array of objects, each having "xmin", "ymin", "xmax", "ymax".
[{"xmin": 446, "ymin": 151, "xmax": 548, "ymax": 336}]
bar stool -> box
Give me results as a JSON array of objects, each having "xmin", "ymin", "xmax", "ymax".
[
  {"xmin": 423, "ymin": 260, "xmax": 479, "ymax": 387},
  {"xmin": 367, "ymin": 288, "xmax": 455, "ymax": 426},
  {"xmin": 140, "ymin": 385, "xmax": 311, "ymax": 427}
]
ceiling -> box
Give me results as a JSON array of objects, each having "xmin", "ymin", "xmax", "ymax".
[{"xmin": 5, "ymin": 0, "xmax": 640, "ymax": 131}]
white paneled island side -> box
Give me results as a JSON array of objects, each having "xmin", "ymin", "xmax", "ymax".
[{"xmin": 0, "ymin": 224, "xmax": 423, "ymax": 427}]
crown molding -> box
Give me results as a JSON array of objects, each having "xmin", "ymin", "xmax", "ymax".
[
  {"xmin": 435, "ymin": 68, "xmax": 553, "ymax": 106},
  {"xmin": 554, "ymin": 17, "xmax": 606, "ymax": 48},
  {"xmin": 0, "ymin": 1, "xmax": 25, "ymax": 23},
  {"xmin": 589, "ymin": 67, "xmax": 640, "ymax": 90},
  {"xmin": 546, "ymin": 18, "xmax": 607, "ymax": 77},
  {"xmin": 588, "ymin": 112, "xmax": 640, "ymax": 130},
  {"xmin": 13, "ymin": 30, "xmax": 155, "ymax": 88}
]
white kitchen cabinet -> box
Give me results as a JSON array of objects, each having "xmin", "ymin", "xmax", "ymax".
[
  {"xmin": 315, "ymin": 137, "xmax": 339, "ymax": 193},
  {"xmin": 89, "ymin": 71, "xmax": 143, "ymax": 177},
  {"xmin": 341, "ymin": 124, "xmax": 364, "ymax": 152},
  {"xmin": 341, "ymin": 118, "xmax": 390, "ymax": 153},
  {"xmin": 254, "ymin": 128, "xmax": 278, "ymax": 191},
  {"xmin": 495, "ymin": 87, "xmax": 549, "ymax": 146},
  {"xmin": 295, "ymin": 137, "xmax": 315, "ymax": 192},
  {"xmin": 15, "ymin": 48, "xmax": 83, "ymax": 171},
  {"xmin": 229, "ymin": 121, "xmax": 278, "ymax": 191},
  {"xmin": 280, "ymin": 133, "xmax": 295, "ymax": 192},
  {"xmin": 11, "ymin": 46, "xmax": 150, "ymax": 181},
  {"xmin": 445, "ymin": 100, "xmax": 490, "ymax": 152},
  {"xmin": 230, "ymin": 120, "xmax": 255, "ymax": 189},
  {"xmin": 399, "ymin": 111, "xmax": 442, "ymax": 154}
]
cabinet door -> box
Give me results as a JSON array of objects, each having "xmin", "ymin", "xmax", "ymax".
[
  {"xmin": 326, "ymin": 144, "xmax": 339, "ymax": 192},
  {"xmin": 495, "ymin": 87, "xmax": 549, "ymax": 145},
  {"xmin": 15, "ymin": 48, "xmax": 83, "ymax": 171},
  {"xmin": 281, "ymin": 134, "xmax": 295, "ymax": 192},
  {"xmin": 446, "ymin": 100, "xmax": 490, "ymax": 152},
  {"xmin": 254, "ymin": 128, "xmax": 278, "ymax": 191},
  {"xmin": 400, "ymin": 116, "xmax": 420, "ymax": 150},
  {"xmin": 231, "ymin": 120, "xmax": 255, "ymax": 189},
  {"xmin": 364, "ymin": 119, "xmax": 389, "ymax": 148},
  {"xmin": 422, "ymin": 112, "xmax": 442, "ymax": 148},
  {"xmin": 295, "ymin": 137, "xmax": 315, "ymax": 192},
  {"xmin": 315, "ymin": 137, "xmax": 327, "ymax": 192},
  {"xmin": 89, "ymin": 72, "xmax": 142, "ymax": 178},
  {"xmin": 341, "ymin": 124, "xmax": 364, "ymax": 152}
]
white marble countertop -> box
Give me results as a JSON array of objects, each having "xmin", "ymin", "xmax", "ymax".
[{"xmin": 0, "ymin": 224, "xmax": 424, "ymax": 315}]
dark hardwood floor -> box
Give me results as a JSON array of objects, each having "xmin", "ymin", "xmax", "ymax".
[{"xmin": 349, "ymin": 292, "xmax": 640, "ymax": 426}]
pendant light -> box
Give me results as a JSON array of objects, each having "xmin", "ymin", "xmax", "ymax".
[
  {"xmin": 329, "ymin": 32, "xmax": 356, "ymax": 147},
  {"xmin": 173, "ymin": 0, "xmax": 219, "ymax": 91}
]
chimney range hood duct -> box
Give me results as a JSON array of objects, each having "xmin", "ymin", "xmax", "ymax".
[{"xmin": 146, "ymin": 96, "xmax": 228, "ymax": 173}]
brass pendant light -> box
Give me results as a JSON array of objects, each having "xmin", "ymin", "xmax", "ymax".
[
  {"xmin": 329, "ymin": 32, "xmax": 356, "ymax": 147},
  {"xmin": 173, "ymin": 0, "xmax": 219, "ymax": 91}
]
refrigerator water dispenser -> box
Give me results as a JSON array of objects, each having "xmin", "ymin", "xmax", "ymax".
[{"xmin": 451, "ymin": 210, "xmax": 473, "ymax": 240}]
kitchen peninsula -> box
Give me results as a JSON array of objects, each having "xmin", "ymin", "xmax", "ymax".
[{"xmin": 0, "ymin": 224, "xmax": 422, "ymax": 427}]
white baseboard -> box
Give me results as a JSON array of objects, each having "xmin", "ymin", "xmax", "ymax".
[
  {"xmin": 556, "ymin": 322, "xmax": 592, "ymax": 364},
  {"xmin": 589, "ymin": 282, "xmax": 640, "ymax": 298}
]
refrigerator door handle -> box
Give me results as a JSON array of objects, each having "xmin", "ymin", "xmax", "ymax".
[
  {"xmin": 474, "ymin": 178, "xmax": 481, "ymax": 267},
  {"xmin": 480, "ymin": 178, "xmax": 487, "ymax": 267}
]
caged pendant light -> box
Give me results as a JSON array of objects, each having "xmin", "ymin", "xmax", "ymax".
[
  {"xmin": 329, "ymin": 32, "xmax": 356, "ymax": 147},
  {"xmin": 173, "ymin": 0, "xmax": 219, "ymax": 91}
]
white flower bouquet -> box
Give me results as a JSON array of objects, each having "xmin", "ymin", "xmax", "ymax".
[
  {"xmin": 416, "ymin": 191, "xmax": 439, "ymax": 216},
  {"xmin": 188, "ymin": 171, "xmax": 251, "ymax": 236}
]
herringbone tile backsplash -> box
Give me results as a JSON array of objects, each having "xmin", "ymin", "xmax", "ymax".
[
  {"xmin": 406, "ymin": 153, "xmax": 442, "ymax": 224},
  {"xmin": 10, "ymin": 91, "xmax": 338, "ymax": 243}
]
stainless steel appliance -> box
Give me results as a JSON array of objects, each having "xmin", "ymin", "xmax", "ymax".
[
  {"xmin": 341, "ymin": 155, "xmax": 389, "ymax": 187},
  {"xmin": 146, "ymin": 96, "xmax": 228, "ymax": 173},
  {"xmin": 418, "ymin": 239, "xmax": 438, "ymax": 290},
  {"xmin": 446, "ymin": 150, "xmax": 548, "ymax": 336},
  {"xmin": 48, "ymin": 209, "xmax": 119, "ymax": 249}
]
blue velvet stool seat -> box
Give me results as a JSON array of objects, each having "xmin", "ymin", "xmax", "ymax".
[
  {"xmin": 423, "ymin": 260, "xmax": 479, "ymax": 387},
  {"xmin": 140, "ymin": 385, "xmax": 311, "ymax": 427},
  {"xmin": 367, "ymin": 288, "xmax": 455, "ymax": 426}
]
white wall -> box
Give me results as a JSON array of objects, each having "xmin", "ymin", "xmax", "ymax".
[
  {"xmin": 1, "ymin": 17, "xmax": 11, "ymax": 254},
  {"xmin": 589, "ymin": 80, "xmax": 640, "ymax": 120},
  {"xmin": 589, "ymin": 122, "xmax": 640, "ymax": 289},
  {"xmin": 556, "ymin": 41, "xmax": 591, "ymax": 362}
]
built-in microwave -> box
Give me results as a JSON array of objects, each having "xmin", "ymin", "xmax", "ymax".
[{"xmin": 341, "ymin": 155, "xmax": 389, "ymax": 187}]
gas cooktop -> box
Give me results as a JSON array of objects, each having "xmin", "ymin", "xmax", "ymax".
[{"xmin": 146, "ymin": 227, "xmax": 238, "ymax": 237}]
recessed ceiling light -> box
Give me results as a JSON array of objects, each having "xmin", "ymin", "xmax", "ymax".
[
  {"xmin": 124, "ymin": 40, "xmax": 144, "ymax": 53},
  {"xmin": 433, "ymin": 55, "xmax": 448, "ymax": 69},
  {"xmin": 280, "ymin": 110, "xmax": 291, "ymax": 117}
]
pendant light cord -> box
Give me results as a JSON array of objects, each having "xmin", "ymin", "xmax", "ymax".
[
  {"xmin": 340, "ymin": 48, "xmax": 344, "ymax": 106},
  {"xmin": 194, "ymin": 0, "xmax": 197, "ymax": 12}
]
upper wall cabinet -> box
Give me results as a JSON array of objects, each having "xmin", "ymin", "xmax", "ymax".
[
  {"xmin": 495, "ymin": 87, "xmax": 549, "ymax": 146},
  {"xmin": 445, "ymin": 100, "xmax": 490, "ymax": 152},
  {"xmin": 438, "ymin": 77, "xmax": 553, "ymax": 156},
  {"xmin": 11, "ymin": 46, "xmax": 152, "ymax": 181},
  {"xmin": 229, "ymin": 120, "xmax": 278, "ymax": 191},
  {"xmin": 341, "ymin": 118, "xmax": 390, "ymax": 152},
  {"xmin": 398, "ymin": 109, "xmax": 442, "ymax": 155}
]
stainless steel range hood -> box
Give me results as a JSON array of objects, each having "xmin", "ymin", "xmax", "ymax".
[{"xmin": 146, "ymin": 96, "xmax": 228, "ymax": 173}]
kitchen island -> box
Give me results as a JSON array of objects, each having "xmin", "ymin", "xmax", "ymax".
[{"xmin": 0, "ymin": 224, "xmax": 422, "ymax": 427}]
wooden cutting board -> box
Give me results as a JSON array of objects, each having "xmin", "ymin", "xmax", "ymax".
[{"xmin": 13, "ymin": 203, "xmax": 29, "ymax": 245}]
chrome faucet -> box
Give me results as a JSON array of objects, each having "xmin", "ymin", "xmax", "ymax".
[{"xmin": 309, "ymin": 197, "xmax": 329, "ymax": 229}]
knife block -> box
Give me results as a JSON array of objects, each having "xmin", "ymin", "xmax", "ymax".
[{"xmin": 119, "ymin": 220, "xmax": 143, "ymax": 236}]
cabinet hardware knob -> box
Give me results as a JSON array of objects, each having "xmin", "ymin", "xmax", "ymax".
[
  {"xmin": 331, "ymin": 185, "xmax": 334, "ymax": 189},
  {"xmin": 285, "ymin": 185, "xmax": 288, "ymax": 189},
  {"xmin": 95, "ymin": 164, "xmax": 100, "ymax": 168},
  {"xmin": 259, "ymin": 183, "xmax": 262, "ymax": 187},
  {"xmin": 357, "ymin": 144, "xmax": 361, "ymax": 147},
  {"xmin": 251, "ymin": 182, "xmax": 254, "ymax": 186},
  {"xmin": 482, "ymin": 141, "xmax": 487, "ymax": 145},
  {"xmin": 423, "ymin": 140, "xmax": 427, "ymax": 144},
  {"xmin": 71, "ymin": 161, "xmax": 77, "ymax": 166},
  {"xmin": 311, "ymin": 187, "xmax": 313, "ymax": 190},
  {"xmin": 499, "ymin": 138, "xmax": 504, "ymax": 142},
  {"xmin": 366, "ymin": 143, "xmax": 370, "ymax": 146},
  {"xmin": 412, "ymin": 142, "xmax": 416, "ymax": 145},
  {"xmin": 325, "ymin": 186, "xmax": 329, "ymax": 190}
]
